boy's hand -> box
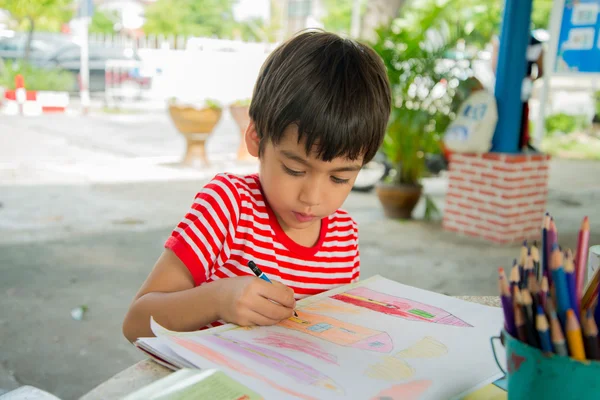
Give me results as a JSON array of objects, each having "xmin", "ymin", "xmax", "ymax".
[{"xmin": 217, "ymin": 276, "xmax": 296, "ymax": 326}]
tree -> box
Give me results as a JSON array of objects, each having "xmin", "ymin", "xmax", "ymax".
[
  {"xmin": 143, "ymin": 0, "xmax": 238, "ymax": 38},
  {"xmin": 360, "ymin": 0, "xmax": 407, "ymax": 42},
  {"xmin": 89, "ymin": 9, "xmax": 119, "ymax": 35},
  {"xmin": 0, "ymin": 0, "xmax": 73, "ymax": 62},
  {"xmin": 320, "ymin": 0, "xmax": 366, "ymax": 36}
]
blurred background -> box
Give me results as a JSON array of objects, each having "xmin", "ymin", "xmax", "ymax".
[{"xmin": 1, "ymin": 0, "xmax": 599, "ymax": 399}]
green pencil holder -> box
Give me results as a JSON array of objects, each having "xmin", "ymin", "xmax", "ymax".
[{"xmin": 491, "ymin": 330, "xmax": 600, "ymax": 400}]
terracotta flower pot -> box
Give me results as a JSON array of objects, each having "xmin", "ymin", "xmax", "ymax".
[
  {"xmin": 375, "ymin": 182, "xmax": 423, "ymax": 219},
  {"xmin": 167, "ymin": 104, "xmax": 222, "ymax": 166},
  {"xmin": 229, "ymin": 104, "xmax": 253, "ymax": 161}
]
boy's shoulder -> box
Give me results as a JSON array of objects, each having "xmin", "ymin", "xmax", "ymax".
[
  {"xmin": 328, "ymin": 208, "xmax": 359, "ymax": 236},
  {"xmin": 202, "ymin": 172, "xmax": 260, "ymax": 203}
]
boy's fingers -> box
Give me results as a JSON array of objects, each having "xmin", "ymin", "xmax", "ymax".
[
  {"xmin": 252, "ymin": 295, "xmax": 294, "ymax": 321},
  {"xmin": 249, "ymin": 310, "xmax": 282, "ymax": 326},
  {"xmin": 259, "ymin": 281, "xmax": 296, "ymax": 308}
]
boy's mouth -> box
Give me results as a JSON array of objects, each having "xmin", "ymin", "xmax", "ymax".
[{"xmin": 292, "ymin": 212, "xmax": 316, "ymax": 223}]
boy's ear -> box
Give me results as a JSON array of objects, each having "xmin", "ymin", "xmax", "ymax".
[{"xmin": 244, "ymin": 120, "xmax": 260, "ymax": 158}]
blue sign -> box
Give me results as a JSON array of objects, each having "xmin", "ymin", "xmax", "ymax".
[{"xmin": 554, "ymin": 0, "xmax": 600, "ymax": 74}]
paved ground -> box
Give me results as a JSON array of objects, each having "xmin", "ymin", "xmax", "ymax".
[{"xmin": 1, "ymin": 112, "xmax": 600, "ymax": 399}]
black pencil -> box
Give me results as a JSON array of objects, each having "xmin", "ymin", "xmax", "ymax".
[
  {"xmin": 584, "ymin": 309, "xmax": 599, "ymax": 360},
  {"xmin": 520, "ymin": 289, "xmax": 540, "ymax": 348}
]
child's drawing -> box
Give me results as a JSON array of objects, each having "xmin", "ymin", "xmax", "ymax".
[
  {"xmin": 331, "ymin": 287, "xmax": 472, "ymax": 327},
  {"xmin": 364, "ymin": 356, "xmax": 415, "ymax": 381},
  {"xmin": 370, "ymin": 379, "xmax": 432, "ymax": 400},
  {"xmin": 302, "ymin": 298, "xmax": 362, "ymax": 315},
  {"xmin": 169, "ymin": 336, "xmax": 317, "ymax": 400},
  {"xmin": 253, "ymin": 332, "xmax": 338, "ymax": 364},
  {"xmin": 202, "ymin": 334, "xmax": 344, "ymax": 394},
  {"xmin": 278, "ymin": 310, "xmax": 393, "ymax": 353},
  {"xmin": 365, "ymin": 337, "xmax": 447, "ymax": 381},
  {"xmin": 395, "ymin": 336, "xmax": 448, "ymax": 358}
]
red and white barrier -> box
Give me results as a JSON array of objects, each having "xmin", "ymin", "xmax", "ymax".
[
  {"xmin": 1, "ymin": 74, "xmax": 70, "ymax": 115},
  {"xmin": 2, "ymin": 90, "xmax": 70, "ymax": 115}
]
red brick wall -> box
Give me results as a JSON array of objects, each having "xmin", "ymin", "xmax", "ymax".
[{"xmin": 442, "ymin": 153, "xmax": 551, "ymax": 244}]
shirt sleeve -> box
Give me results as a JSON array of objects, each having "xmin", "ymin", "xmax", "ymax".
[{"xmin": 165, "ymin": 174, "xmax": 240, "ymax": 286}]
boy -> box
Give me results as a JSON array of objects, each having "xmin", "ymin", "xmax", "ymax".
[{"xmin": 123, "ymin": 30, "xmax": 391, "ymax": 342}]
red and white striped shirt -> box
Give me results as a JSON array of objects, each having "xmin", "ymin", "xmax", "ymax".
[{"xmin": 165, "ymin": 173, "xmax": 360, "ymax": 327}]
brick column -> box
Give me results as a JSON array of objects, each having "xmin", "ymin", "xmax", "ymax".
[{"xmin": 442, "ymin": 153, "xmax": 550, "ymax": 244}]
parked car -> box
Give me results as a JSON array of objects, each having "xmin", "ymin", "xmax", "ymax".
[
  {"xmin": 40, "ymin": 43, "xmax": 153, "ymax": 94},
  {"xmin": 0, "ymin": 31, "xmax": 73, "ymax": 64}
]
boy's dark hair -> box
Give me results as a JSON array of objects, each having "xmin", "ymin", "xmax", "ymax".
[{"xmin": 249, "ymin": 30, "xmax": 391, "ymax": 164}]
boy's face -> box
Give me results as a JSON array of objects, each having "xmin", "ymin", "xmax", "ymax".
[{"xmin": 246, "ymin": 122, "xmax": 363, "ymax": 233}]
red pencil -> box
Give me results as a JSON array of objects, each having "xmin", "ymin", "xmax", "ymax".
[{"xmin": 575, "ymin": 217, "xmax": 590, "ymax": 312}]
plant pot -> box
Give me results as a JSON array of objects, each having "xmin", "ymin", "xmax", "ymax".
[
  {"xmin": 167, "ymin": 103, "xmax": 222, "ymax": 166},
  {"xmin": 375, "ymin": 182, "xmax": 423, "ymax": 219},
  {"xmin": 229, "ymin": 104, "xmax": 253, "ymax": 161}
]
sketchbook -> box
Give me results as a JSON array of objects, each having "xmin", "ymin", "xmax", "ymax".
[{"xmin": 134, "ymin": 275, "xmax": 504, "ymax": 400}]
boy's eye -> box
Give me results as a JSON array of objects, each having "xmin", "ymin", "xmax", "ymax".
[
  {"xmin": 283, "ymin": 165, "xmax": 304, "ymax": 176},
  {"xmin": 331, "ymin": 176, "xmax": 350, "ymax": 185}
]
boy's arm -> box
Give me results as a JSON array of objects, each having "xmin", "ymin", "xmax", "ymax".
[
  {"xmin": 122, "ymin": 249, "xmax": 296, "ymax": 343},
  {"xmin": 122, "ymin": 249, "xmax": 222, "ymax": 342}
]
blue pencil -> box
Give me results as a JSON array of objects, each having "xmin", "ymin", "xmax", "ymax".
[
  {"xmin": 247, "ymin": 260, "xmax": 297, "ymax": 317},
  {"xmin": 247, "ymin": 260, "xmax": 272, "ymax": 283},
  {"xmin": 550, "ymin": 245, "xmax": 570, "ymax": 324},
  {"xmin": 564, "ymin": 249, "xmax": 580, "ymax": 321},
  {"xmin": 536, "ymin": 305, "xmax": 553, "ymax": 353}
]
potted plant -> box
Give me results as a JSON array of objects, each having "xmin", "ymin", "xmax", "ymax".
[
  {"xmin": 592, "ymin": 91, "xmax": 600, "ymax": 137},
  {"xmin": 370, "ymin": 0, "xmax": 477, "ymax": 219},
  {"xmin": 167, "ymin": 98, "xmax": 223, "ymax": 166},
  {"xmin": 229, "ymin": 98, "xmax": 253, "ymax": 160}
]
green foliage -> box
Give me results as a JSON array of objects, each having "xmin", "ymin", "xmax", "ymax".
[
  {"xmin": 205, "ymin": 98, "xmax": 223, "ymax": 110},
  {"xmin": 143, "ymin": 0, "xmax": 238, "ymax": 37},
  {"xmin": 90, "ymin": 9, "xmax": 119, "ymax": 35},
  {"xmin": 544, "ymin": 113, "xmax": 590, "ymax": 136},
  {"xmin": 231, "ymin": 98, "xmax": 251, "ymax": 107},
  {"xmin": 0, "ymin": 0, "xmax": 73, "ymax": 31},
  {"xmin": 0, "ymin": 0, "xmax": 73, "ymax": 62},
  {"xmin": 321, "ymin": 0, "xmax": 367, "ymax": 35},
  {"xmin": 371, "ymin": 0, "xmax": 479, "ymax": 185},
  {"xmin": 0, "ymin": 60, "xmax": 75, "ymax": 91},
  {"xmin": 595, "ymin": 91, "xmax": 600, "ymax": 117},
  {"xmin": 531, "ymin": 0, "xmax": 553, "ymax": 30}
]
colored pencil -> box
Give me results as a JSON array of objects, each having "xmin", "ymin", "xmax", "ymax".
[
  {"xmin": 524, "ymin": 254, "xmax": 534, "ymax": 289},
  {"xmin": 520, "ymin": 289, "xmax": 540, "ymax": 348},
  {"xmin": 547, "ymin": 301, "xmax": 568, "ymax": 356},
  {"xmin": 582, "ymin": 267, "xmax": 600, "ymax": 311},
  {"xmin": 513, "ymin": 299, "xmax": 528, "ymax": 343},
  {"xmin": 539, "ymin": 276, "xmax": 549, "ymax": 310},
  {"xmin": 565, "ymin": 309, "xmax": 586, "ymax": 360},
  {"xmin": 531, "ymin": 242, "xmax": 541, "ymax": 281},
  {"xmin": 550, "ymin": 245, "xmax": 570, "ymax": 324},
  {"xmin": 498, "ymin": 267, "xmax": 517, "ymax": 337},
  {"xmin": 536, "ymin": 305, "xmax": 553, "ymax": 353},
  {"xmin": 509, "ymin": 262, "xmax": 520, "ymax": 296},
  {"xmin": 541, "ymin": 213, "xmax": 549, "ymax": 283},
  {"xmin": 564, "ymin": 249, "xmax": 579, "ymax": 320},
  {"xmin": 594, "ymin": 300, "xmax": 600, "ymax": 335},
  {"xmin": 519, "ymin": 242, "xmax": 528, "ymax": 286},
  {"xmin": 546, "ymin": 217, "xmax": 556, "ymax": 286},
  {"xmin": 583, "ymin": 309, "xmax": 599, "ymax": 360},
  {"xmin": 575, "ymin": 216, "xmax": 590, "ymax": 312}
]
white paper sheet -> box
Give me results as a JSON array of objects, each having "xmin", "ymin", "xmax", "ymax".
[{"xmin": 146, "ymin": 275, "xmax": 504, "ymax": 399}]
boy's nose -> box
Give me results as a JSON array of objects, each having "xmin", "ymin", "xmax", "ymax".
[{"xmin": 298, "ymin": 181, "xmax": 320, "ymax": 207}]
